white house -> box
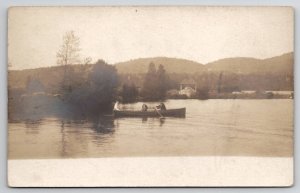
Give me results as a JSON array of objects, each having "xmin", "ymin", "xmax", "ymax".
[{"xmin": 179, "ymin": 79, "xmax": 197, "ymax": 97}]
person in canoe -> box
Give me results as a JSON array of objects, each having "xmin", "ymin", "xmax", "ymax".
[
  {"xmin": 156, "ymin": 102, "xmax": 167, "ymax": 111},
  {"xmin": 142, "ymin": 104, "xmax": 148, "ymax": 112},
  {"xmin": 114, "ymin": 101, "xmax": 120, "ymax": 111}
]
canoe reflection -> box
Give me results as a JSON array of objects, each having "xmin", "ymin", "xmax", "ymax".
[{"xmin": 141, "ymin": 116, "xmax": 165, "ymax": 126}]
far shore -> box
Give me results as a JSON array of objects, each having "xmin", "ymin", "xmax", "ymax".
[{"xmin": 8, "ymin": 92, "xmax": 293, "ymax": 122}]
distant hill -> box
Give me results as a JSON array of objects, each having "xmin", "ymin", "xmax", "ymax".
[
  {"xmin": 8, "ymin": 64, "xmax": 92, "ymax": 90},
  {"xmin": 115, "ymin": 57, "xmax": 205, "ymax": 74},
  {"xmin": 263, "ymin": 52, "xmax": 294, "ymax": 74},
  {"xmin": 205, "ymin": 52, "xmax": 293, "ymax": 74},
  {"xmin": 8, "ymin": 52, "xmax": 293, "ymax": 90},
  {"xmin": 115, "ymin": 52, "xmax": 293, "ymax": 75}
]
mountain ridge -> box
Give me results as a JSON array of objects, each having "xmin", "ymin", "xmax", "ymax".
[
  {"xmin": 115, "ymin": 52, "xmax": 293, "ymax": 74},
  {"xmin": 8, "ymin": 52, "xmax": 293, "ymax": 91},
  {"xmin": 9, "ymin": 52, "xmax": 293, "ymax": 75},
  {"xmin": 115, "ymin": 56, "xmax": 205, "ymax": 74}
]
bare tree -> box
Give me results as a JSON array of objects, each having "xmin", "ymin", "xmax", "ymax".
[
  {"xmin": 83, "ymin": 57, "xmax": 92, "ymax": 65},
  {"xmin": 57, "ymin": 31, "xmax": 81, "ymax": 93},
  {"xmin": 57, "ymin": 31, "xmax": 81, "ymax": 66}
]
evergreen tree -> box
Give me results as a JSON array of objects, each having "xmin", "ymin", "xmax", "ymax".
[
  {"xmin": 141, "ymin": 62, "xmax": 158, "ymax": 100},
  {"xmin": 141, "ymin": 63, "xmax": 168, "ymax": 101},
  {"xmin": 157, "ymin": 64, "xmax": 168, "ymax": 99},
  {"xmin": 121, "ymin": 83, "xmax": 138, "ymax": 103}
]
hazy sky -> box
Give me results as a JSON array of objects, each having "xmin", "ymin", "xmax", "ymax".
[{"xmin": 8, "ymin": 6, "xmax": 293, "ymax": 70}]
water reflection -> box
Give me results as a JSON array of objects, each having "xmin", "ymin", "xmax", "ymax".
[
  {"xmin": 91, "ymin": 116, "xmax": 115, "ymax": 134},
  {"xmin": 57, "ymin": 116, "xmax": 116, "ymax": 157},
  {"xmin": 159, "ymin": 118, "xmax": 165, "ymax": 127},
  {"xmin": 60, "ymin": 120, "xmax": 67, "ymax": 157},
  {"xmin": 142, "ymin": 117, "xmax": 148, "ymax": 123},
  {"xmin": 121, "ymin": 116, "xmax": 167, "ymax": 127},
  {"xmin": 25, "ymin": 119, "xmax": 42, "ymax": 134},
  {"xmin": 25, "ymin": 119, "xmax": 42, "ymax": 128},
  {"xmin": 8, "ymin": 100, "xmax": 294, "ymax": 159}
]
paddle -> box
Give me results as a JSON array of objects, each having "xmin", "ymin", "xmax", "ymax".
[{"xmin": 155, "ymin": 107, "xmax": 165, "ymax": 119}]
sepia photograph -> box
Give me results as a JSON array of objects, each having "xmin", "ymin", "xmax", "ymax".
[{"xmin": 7, "ymin": 6, "xmax": 294, "ymax": 187}]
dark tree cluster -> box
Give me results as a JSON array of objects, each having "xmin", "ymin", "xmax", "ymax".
[
  {"xmin": 141, "ymin": 62, "xmax": 170, "ymax": 101},
  {"xmin": 65, "ymin": 60, "xmax": 118, "ymax": 114},
  {"xmin": 121, "ymin": 83, "xmax": 139, "ymax": 103}
]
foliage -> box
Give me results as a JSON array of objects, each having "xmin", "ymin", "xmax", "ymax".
[
  {"xmin": 157, "ymin": 64, "xmax": 168, "ymax": 99},
  {"xmin": 196, "ymin": 87, "xmax": 209, "ymax": 100},
  {"xmin": 67, "ymin": 60, "xmax": 118, "ymax": 114},
  {"xmin": 121, "ymin": 83, "xmax": 138, "ymax": 103},
  {"xmin": 141, "ymin": 62, "xmax": 158, "ymax": 100},
  {"xmin": 141, "ymin": 63, "xmax": 169, "ymax": 101}
]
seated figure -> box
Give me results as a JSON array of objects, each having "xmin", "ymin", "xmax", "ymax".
[
  {"xmin": 142, "ymin": 104, "xmax": 148, "ymax": 112},
  {"xmin": 156, "ymin": 103, "xmax": 166, "ymax": 111}
]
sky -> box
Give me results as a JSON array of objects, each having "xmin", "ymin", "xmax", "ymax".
[{"xmin": 8, "ymin": 6, "xmax": 294, "ymax": 70}]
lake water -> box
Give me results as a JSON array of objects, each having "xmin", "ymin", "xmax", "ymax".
[{"xmin": 8, "ymin": 99, "xmax": 293, "ymax": 159}]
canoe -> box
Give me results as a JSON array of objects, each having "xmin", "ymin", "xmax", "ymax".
[{"xmin": 114, "ymin": 108, "xmax": 186, "ymax": 118}]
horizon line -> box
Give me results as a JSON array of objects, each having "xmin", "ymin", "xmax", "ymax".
[{"xmin": 8, "ymin": 51, "xmax": 294, "ymax": 71}]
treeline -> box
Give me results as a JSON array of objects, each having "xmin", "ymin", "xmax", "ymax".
[
  {"xmin": 118, "ymin": 62, "xmax": 173, "ymax": 102},
  {"xmin": 9, "ymin": 62, "xmax": 293, "ymax": 98},
  {"xmin": 9, "ymin": 60, "xmax": 118, "ymax": 117},
  {"xmin": 118, "ymin": 69, "xmax": 293, "ymax": 101},
  {"xmin": 8, "ymin": 60, "xmax": 293, "ymax": 117},
  {"xmin": 168, "ymin": 72, "xmax": 293, "ymax": 92},
  {"xmin": 62, "ymin": 60, "xmax": 118, "ymax": 113},
  {"xmin": 9, "ymin": 60, "xmax": 172, "ymax": 116}
]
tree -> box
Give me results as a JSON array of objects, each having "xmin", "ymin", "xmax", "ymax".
[
  {"xmin": 83, "ymin": 57, "xmax": 92, "ymax": 65},
  {"xmin": 66, "ymin": 59, "xmax": 119, "ymax": 114},
  {"xmin": 157, "ymin": 64, "xmax": 168, "ymax": 99},
  {"xmin": 141, "ymin": 62, "xmax": 158, "ymax": 100},
  {"xmin": 57, "ymin": 31, "xmax": 81, "ymax": 66},
  {"xmin": 89, "ymin": 59, "xmax": 118, "ymax": 101},
  {"xmin": 217, "ymin": 72, "xmax": 223, "ymax": 94},
  {"xmin": 121, "ymin": 83, "xmax": 138, "ymax": 103},
  {"xmin": 141, "ymin": 63, "xmax": 169, "ymax": 101},
  {"xmin": 57, "ymin": 31, "xmax": 81, "ymax": 94},
  {"xmin": 196, "ymin": 87, "xmax": 209, "ymax": 100}
]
